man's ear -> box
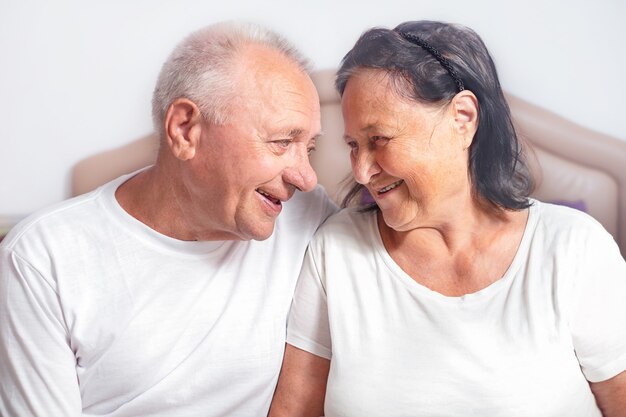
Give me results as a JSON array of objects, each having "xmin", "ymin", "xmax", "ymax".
[
  {"xmin": 450, "ymin": 91, "xmax": 478, "ymax": 149},
  {"xmin": 164, "ymin": 98, "xmax": 203, "ymax": 160}
]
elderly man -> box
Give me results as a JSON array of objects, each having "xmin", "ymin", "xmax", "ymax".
[{"xmin": 0, "ymin": 22, "xmax": 336, "ymax": 416}]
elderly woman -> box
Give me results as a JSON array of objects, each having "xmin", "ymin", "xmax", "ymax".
[{"xmin": 268, "ymin": 20, "xmax": 626, "ymax": 417}]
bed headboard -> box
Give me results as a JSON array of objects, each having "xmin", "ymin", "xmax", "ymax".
[{"xmin": 71, "ymin": 69, "xmax": 626, "ymax": 257}]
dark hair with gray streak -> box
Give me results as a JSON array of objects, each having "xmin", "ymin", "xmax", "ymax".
[{"xmin": 336, "ymin": 20, "xmax": 533, "ymax": 210}]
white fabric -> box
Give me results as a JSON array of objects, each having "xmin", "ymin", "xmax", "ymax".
[
  {"xmin": 0, "ymin": 171, "xmax": 337, "ymax": 417},
  {"xmin": 287, "ymin": 201, "xmax": 626, "ymax": 417}
]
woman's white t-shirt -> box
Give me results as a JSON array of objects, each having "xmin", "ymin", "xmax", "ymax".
[{"xmin": 287, "ymin": 201, "xmax": 626, "ymax": 417}]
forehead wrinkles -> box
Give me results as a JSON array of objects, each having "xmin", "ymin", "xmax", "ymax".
[
  {"xmin": 344, "ymin": 71, "xmax": 410, "ymax": 129},
  {"xmin": 237, "ymin": 68, "xmax": 314, "ymax": 124},
  {"xmin": 344, "ymin": 70, "xmax": 445, "ymax": 142},
  {"xmin": 225, "ymin": 61, "xmax": 319, "ymax": 144},
  {"xmin": 348, "ymin": 68, "xmax": 447, "ymax": 114}
]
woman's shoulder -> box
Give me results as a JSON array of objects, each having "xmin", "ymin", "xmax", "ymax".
[
  {"xmin": 533, "ymin": 199, "xmax": 607, "ymax": 233},
  {"xmin": 531, "ymin": 199, "xmax": 617, "ymax": 249}
]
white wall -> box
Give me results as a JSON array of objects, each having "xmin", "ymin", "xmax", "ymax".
[{"xmin": 1, "ymin": 0, "xmax": 624, "ymax": 217}]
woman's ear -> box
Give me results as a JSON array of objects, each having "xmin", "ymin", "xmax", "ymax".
[
  {"xmin": 164, "ymin": 98, "xmax": 203, "ymax": 160},
  {"xmin": 451, "ymin": 91, "xmax": 478, "ymax": 149}
]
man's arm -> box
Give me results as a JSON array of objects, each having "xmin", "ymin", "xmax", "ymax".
[
  {"xmin": 268, "ymin": 344, "xmax": 330, "ymax": 417},
  {"xmin": 590, "ymin": 370, "xmax": 626, "ymax": 417},
  {"xmin": 0, "ymin": 247, "xmax": 81, "ymax": 416}
]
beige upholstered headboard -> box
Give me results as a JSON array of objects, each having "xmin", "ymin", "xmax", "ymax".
[{"xmin": 71, "ymin": 69, "xmax": 626, "ymax": 257}]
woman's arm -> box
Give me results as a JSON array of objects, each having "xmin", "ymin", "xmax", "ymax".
[
  {"xmin": 590, "ymin": 370, "xmax": 626, "ymax": 417},
  {"xmin": 268, "ymin": 344, "xmax": 330, "ymax": 417}
]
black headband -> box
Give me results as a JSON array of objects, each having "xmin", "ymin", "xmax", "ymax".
[{"xmin": 398, "ymin": 31, "xmax": 465, "ymax": 93}]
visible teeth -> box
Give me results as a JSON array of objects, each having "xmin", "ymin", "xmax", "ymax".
[
  {"xmin": 257, "ymin": 189, "xmax": 281, "ymax": 204},
  {"xmin": 379, "ymin": 180, "xmax": 403, "ymax": 194}
]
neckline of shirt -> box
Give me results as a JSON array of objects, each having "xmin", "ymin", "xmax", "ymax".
[
  {"xmin": 98, "ymin": 168, "xmax": 230, "ymax": 258},
  {"xmin": 369, "ymin": 200, "xmax": 540, "ymax": 304}
]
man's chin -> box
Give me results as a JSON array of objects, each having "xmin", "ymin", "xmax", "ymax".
[{"xmin": 242, "ymin": 221, "xmax": 276, "ymax": 242}]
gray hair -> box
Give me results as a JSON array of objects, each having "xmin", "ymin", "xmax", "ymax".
[{"xmin": 151, "ymin": 21, "xmax": 311, "ymax": 136}]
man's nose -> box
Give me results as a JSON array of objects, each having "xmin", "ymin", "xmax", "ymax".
[
  {"xmin": 352, "ymin": 149, "xmax": 380, "ymax": 185},
  {"xmin": 284, "ymin": 149, "xmax": 318, "ymax": 193}
]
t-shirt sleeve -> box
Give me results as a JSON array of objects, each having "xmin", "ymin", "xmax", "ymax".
[
  {"xmin": 570, "ymin": 226, "xmax": 626, "ymax": 383},
  {"xmin": 286, "ymin": 243, "xmax": 332, "ymax": 360},
  {"xmin": 0, "ymin": 246, "xmax": 82, "ymax": 416}
]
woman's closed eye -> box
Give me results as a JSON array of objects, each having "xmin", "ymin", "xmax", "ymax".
[{"xmin": 370, "ymin": 135, "xmax": 390, "ymax": 145}]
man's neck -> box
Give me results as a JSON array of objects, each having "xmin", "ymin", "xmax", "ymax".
[{"xmin": 115, "ymin": 163, "xmax": 200, "ymax": 241}]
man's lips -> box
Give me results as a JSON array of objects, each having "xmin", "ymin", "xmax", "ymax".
[{"xmin": 256, "ymin": 188, "xmax": 284, "ymax": 206}]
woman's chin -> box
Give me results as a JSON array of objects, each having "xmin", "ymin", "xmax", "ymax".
[{"xmin": 379, "ymin": 209, "xmax": 416, "ymax": 233}]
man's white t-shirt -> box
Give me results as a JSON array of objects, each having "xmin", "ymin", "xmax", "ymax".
[
  {"xmin": 287, "ymin": 201, "xmax": 626, "ymax": 417},
  {"xmin": 0, "ymin": 171, "xmax": 337, "ymax": 416}
]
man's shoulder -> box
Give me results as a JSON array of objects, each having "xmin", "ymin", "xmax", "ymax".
[
  {"xmin": 282, "ymin": 185, "xmax": 338, "ymax": 225},
  {"xmin": 1, "ymin": 191, "xmax": 104, "ymax": 253},
  {"xmin": 289, "ymin": 184, "xmax": 333, "ymax": 206},
  {"xmin": 1, "ymin": 173, "xmax": 138, "ymax": 254}
]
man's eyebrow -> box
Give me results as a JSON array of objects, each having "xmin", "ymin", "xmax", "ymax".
[
  {"xmin": 276, "ymin": 129, "xmax": 323, "ymax": 142},
  {"xmin": 279, "ymin": 128, "xmax": 304, "ymax": 138},
  {"xmin": 312, "ymin": 131, "xmax": 324, "ymax": 141}
]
